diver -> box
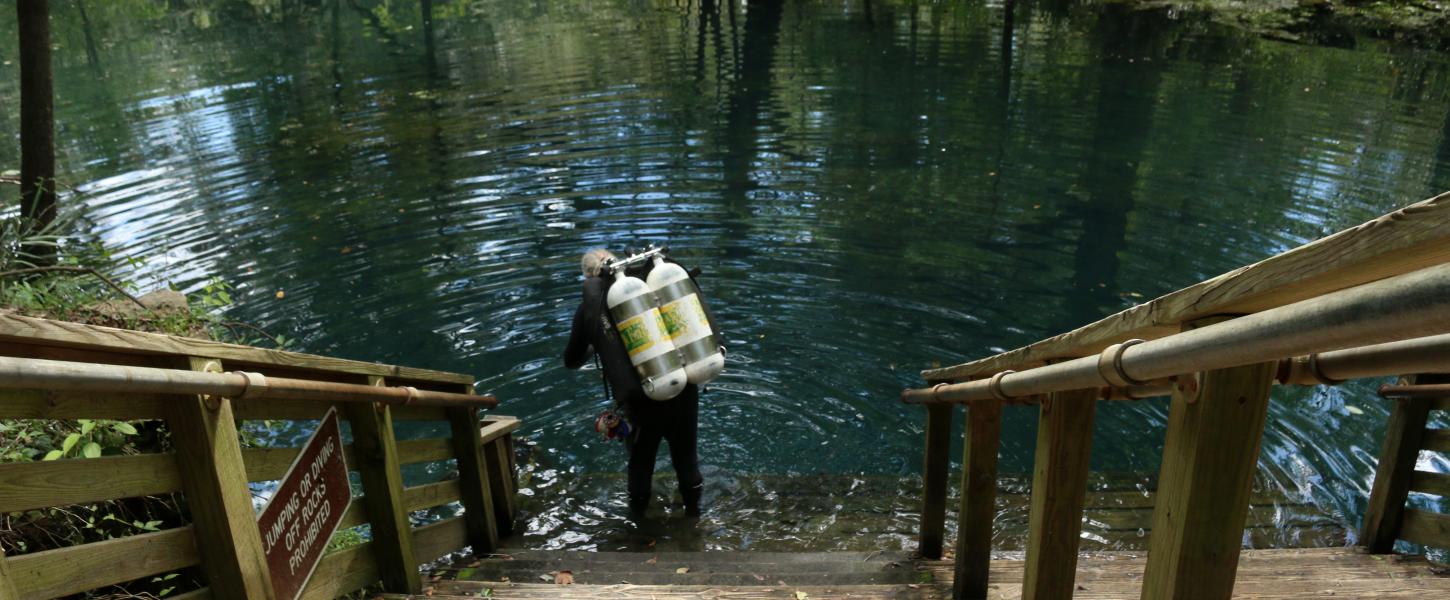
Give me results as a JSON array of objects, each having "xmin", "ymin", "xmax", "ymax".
[{"xmin": 563, "ymin": 248, "xmax": 712, "ymax": 517}]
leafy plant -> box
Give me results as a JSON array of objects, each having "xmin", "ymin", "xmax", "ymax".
[{"xmin": 39, "ymin": 419, "xmax": 139, "ymax": 461}]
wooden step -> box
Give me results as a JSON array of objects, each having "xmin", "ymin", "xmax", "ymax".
[
  {"xmin": 437, "ymin": 550, "xmax": 928, "ymax": 586},
  {"xmin": 399, "ymin": 548, "xmax": 1450, "ymax": 599},
  {"xmin": 398, "ymin": 583, "xmax": 947, "ymax": 599}
]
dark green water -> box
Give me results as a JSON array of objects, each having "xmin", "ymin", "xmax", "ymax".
[{"xmin": 3, "ymin": 0, "xmax": 1450, "ymax": 554}]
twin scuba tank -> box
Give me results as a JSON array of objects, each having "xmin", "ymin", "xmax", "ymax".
[{"xmin": 604, "ymin": 247, "xmax": 725, "ymax": 401}]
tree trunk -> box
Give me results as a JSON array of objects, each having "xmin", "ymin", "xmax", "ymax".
[{"xmin": 18, "ymin": 0, "xmax": 57, "ymax": 266}]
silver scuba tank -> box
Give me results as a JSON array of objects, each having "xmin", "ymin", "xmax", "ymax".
[
  {"xmin": 646, "ymin": 256, "xmax": 724, "ymax": 385},
  {"xmin": 605, "ymin": 267, "xmax": 688, "ymax": 401}
]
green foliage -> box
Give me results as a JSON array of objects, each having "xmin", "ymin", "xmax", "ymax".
[{"xmin": 327, "ymin": 525, "xmax": 369, "ymax": 552}]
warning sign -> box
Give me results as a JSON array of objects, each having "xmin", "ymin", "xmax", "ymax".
[{"xmin": 256, "ymin": 407, "xmax": 351, "ymax": 600}]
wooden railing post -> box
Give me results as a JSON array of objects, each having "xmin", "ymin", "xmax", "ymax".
[
  {"xmin": 1362, "ymin": 373, "xmax": 1444, "ymax": 552},
  {"xmin": 918, "ymin": 402, "xmax": 954, "ymax": 559},
  {"xmin": 483, "ymin": 430, "xmax": 517, "ymax": 537},
  {"xmin": 954, "ymin": 398, "xmax": 1002, "ymax": 600},
  {"xmin": 1021, "ymin": 388, "xmax": 1097, "ymax": 600},
  {"xmin": 165, "ymin": 357, "xmax": 274, "ymax": 600},
  {"xmin": 1139, "ymin": 356, "xmax": 1277, "ymax": 600},
  {"xmin": 344, "ymin": 376, "xmax": 421, "ymax": 593},
  {"xmin": 0, "ymin": 548, "xmax": 19, "ymax": 600},
  {"xmin": 448, "ymin": 388, "xmax": 500, "ymax": 555}
]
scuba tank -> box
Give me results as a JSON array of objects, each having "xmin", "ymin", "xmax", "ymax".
[
  {"xmin": 646, "ymin": 256, "xmax": 724, "ymax": 385},
  {"xmin": 605, "ymin": 260, "xmax": 688, "ymax": 401}
]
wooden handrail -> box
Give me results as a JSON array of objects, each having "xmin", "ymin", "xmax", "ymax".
[
  {"xmin": 903, "ymin": 262, "xmax": 1450, "ymax": 405},
  {"xmin": 0, "ymin": 312, "xmax": 474, "ymax": 385},
  {"xmin": 0, "ymin": 356, "xmax": 496, "ymax": 407}
]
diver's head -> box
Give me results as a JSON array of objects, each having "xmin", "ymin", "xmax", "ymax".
[{"xmin": 581, "ymin": 249, "xmax": 616, "ymax": 278}]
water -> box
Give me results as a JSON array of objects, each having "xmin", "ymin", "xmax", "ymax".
[{"xmin": 3, "ymin": 0, "xmax": 1450, "ymax": 554}]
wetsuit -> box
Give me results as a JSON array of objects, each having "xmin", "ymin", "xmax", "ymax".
[{"xmin": 563, "ymin": 274, "xmax": 703, "ymax": 515}]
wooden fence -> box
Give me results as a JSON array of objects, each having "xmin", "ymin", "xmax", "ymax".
[
  {"xmin": 904, "ymin": 191, "xmax": 1450, "ymax": 600},
  {"xmin": 0, "ymin": 313, "xmax": 519, "ymax": 600}
]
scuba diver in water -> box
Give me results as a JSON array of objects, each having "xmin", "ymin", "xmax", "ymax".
[{"xmin": 563, "ymin": 248, "xmax": 724, "ymax": 517}]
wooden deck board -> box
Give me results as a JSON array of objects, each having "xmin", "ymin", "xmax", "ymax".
[
  {"xmin": 922, "ymin": 192, "xmax": 1450, "ymax": 382},
  {"xmin": 396, "ymin": 548, "xmax": 1449, "ymax": 599}
]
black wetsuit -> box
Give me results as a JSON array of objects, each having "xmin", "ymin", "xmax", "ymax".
[{"xmin": 563, "ymin": 274, "xmax": 703, "ymax": 514}]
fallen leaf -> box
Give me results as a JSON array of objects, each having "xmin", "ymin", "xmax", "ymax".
[
  {"xmin": 676, "ymin": 567, "xmax": 690, "ymax": 574},
  {"xmin": 555, "ymin": 570, "xmax": 574, "ymax": 585},
  {"xmin": 795, "ymin": 592, "xmax": 810, "ymax": 600}
]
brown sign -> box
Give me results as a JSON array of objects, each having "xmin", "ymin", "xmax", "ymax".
[{"xmin": 256, "ymin": 407, "xmax": 351, "ymax": 600}]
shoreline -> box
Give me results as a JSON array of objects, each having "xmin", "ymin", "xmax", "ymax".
[{"xmin": 1115, "ymin": 0, "xmax": 1450, "ymax": 48}]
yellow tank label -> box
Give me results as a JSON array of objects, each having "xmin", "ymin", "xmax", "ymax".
[
  {"xmin": 617, "ymin": 314, "xmax": 656, "ymax": 357},
  {"xmin": 660, "ymin": 294, "xmax": 711, "ymax": 343}
]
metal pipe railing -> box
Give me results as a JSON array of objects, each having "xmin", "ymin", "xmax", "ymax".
[
  {"xmin": 902, "ymin": 263, "xmax": 1450, "ymax": 405},
  {"xmin": 0, "ymin": 356, "xmax": 496, "ymax": 408},
  {"xmin": 1377, "ymin": 383, "xmax": 1450, "ymax": 399}
]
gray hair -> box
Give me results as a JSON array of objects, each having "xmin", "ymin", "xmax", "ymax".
[{"xmin": 581, "ymin": 249, "xmax": 616, "ymax": 277}]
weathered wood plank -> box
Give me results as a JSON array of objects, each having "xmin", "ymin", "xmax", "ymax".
[
  {"xmin": 337, "ymin": 497, "xmax": 369, "ymax": 529},
  {"xmin": 1400, "ymin": 508, "xmax": 1450, "ymax": 550},
  {"xmin": 0, "ymin": 548, "xmax": 18, "ymax": 600},
  {"xmin": 242, "ymin": 438, "xmax": 451, "ymax": 482},
  {"xmin": 918, "ymin": 403, "xmax": 954, "ymax": 560},
  {"xmin": 1410, "ymin": 470, "xmax": 1450, "ymax": 498},
  {"xmin": 1424, "ymin": 428, "xmax": 1450, "ymax": 453},
  {"xmin": 480, "ymin": 415, "xmax": 522, "ymax": 444},
  {"xmin": 1139, "ymin": 359, "xmax": 1278, "ymax": 600},
  {"xmin": 407, "ymin": 479, "xmax": 463, "ymax": 511},
  {"xmin": 954, "ymin": 399, "xmax": 1001, "ymax": 600},
  {"xmin": 484, "ymin": 435, "xmax": 518, "ymax": 537},
  {"xmin": 0, "ymin": 312, "xmax": 473, "ymax": 385},
  {"xmin": 296, "ymin": 542, "xmax": 380, "ymax": 600},
  {"xmin": 345, "ymin": 375, "xmax": 422, "ymax": 594},
  {"xmin": 164, "ymin": 357, "xmax": 274, "ymax": 600},
  {"xmin": 398, "ymin": 437, "xmax": 456, "ymax": 465},
  {"xmin": 233, "ymin": 398, "xmax": 447, "ymax": 421},
  {"xmin": 923, "ymin": 547, "xmax": 1450, "ymax": 598},
  {"xmin": 0, "ymin": 389, "xmax": 169, "ymax": 419},
  {"xmin": 924, "ymin": 192, "xmax": 1450, "ymax": 382},
  {"xmin": 0, "ymin": 452, "xmax": 180, "ymax": 513},
  {"xmin": 316, "ymin": 480, "xmax": 462, "ymax": 532},
  {"xmin": 449, "ymin": 403, "xmax": 500, "ymax": 555},
  {"xmin": 168, "ymin": 589, "xmax": 214, "ymax": 600},
  {"xmin": 424, "ymin": 582, "xmax": 945, "ymax": 600},
  {"xmin": 7, "ymin": 526, "xmax": 198, "ymax": 599},
  {"xmin": 1020, "ymin": 388, "xmax": 1096, "ymax": 600},
  {"xmin": 413, "ymin": 516, "xmax": 469, "ymax": 564},
  {"xmin": 1363, "ymin": 375, "xmax": 1441, "ymax": 552}
]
